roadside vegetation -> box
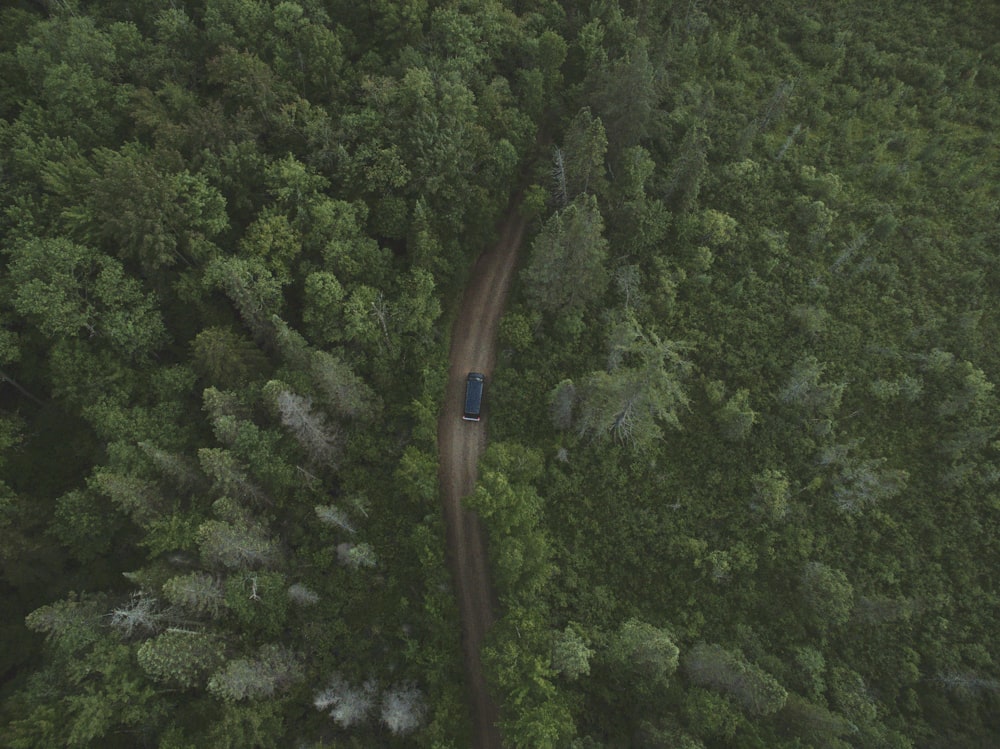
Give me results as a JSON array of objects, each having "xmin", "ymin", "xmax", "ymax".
[{"xmin": 1, "ymin": 1, "xmax": 998, "ymax": 748}]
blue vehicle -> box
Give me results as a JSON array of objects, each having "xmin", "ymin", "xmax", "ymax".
[{"xmin": 463, "ymin": 372, "xmax": 485, "ymax": 421}]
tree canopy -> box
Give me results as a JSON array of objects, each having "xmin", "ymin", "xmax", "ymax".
[{"xmin": 2, "ymin": 1, "xmax": 1000, "ymax": 747}]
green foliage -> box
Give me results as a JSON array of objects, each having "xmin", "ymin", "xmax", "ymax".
[
  {"xmin": 608, "ymin": 618, "xmax": 679, "ymax": 688},
  {"xmin": 572, "ymin": 317, "xmax": 693, "ymax": 449},
  {"xmin": 50, "ymin": 489, "xmax": 121, "ymax": 561},
  {"xmin": 715, "ymin": 387, "xmax": 757, "ymax": 441},
  {"xmin": 0, "ymin": 0, "xmax": 541, "ymax": 745},
  {"xmin": 197, "ymin": 518, "xmax": 277, "ymax": 571},
  {"xmin": 162, "ymin": 572, "xmax": 227, "ymax": 619},
  {"xmin": 191, "ymin": 327, "xmax": 270, "ymax": 389},
  {"xmin": 555, "ymin": 107, "xmax": 608, "ymax": 204},
  {"xmin": 3, "ymin": 1, "xmax": 1000, "ymax": 747},
  {"xmin": 551, "ymin": 625, "xmax": 593, "ymax": 680},
  {"xmin": 207, "ymin": 643, "xmax": 302, "ymax": 702},
  {"xmin": 683, "ymin": 688, "xmax": 739, "ymax": 741},
  {"xmin": 137, "ymin": 630, "xmax": 225, "ymax": 688},
  {"xmin": 6, "ymin": 236, "xmax": 167, "ymax": 358},
  {"xmin": 800, "ymin": 562, "xmax": 854, "ymax": 630},
  {"xmin": 522, "ymin": 194, "xmax": 609, "ymax": 336},
  {"xmin": 683, "ymin": 643, "xmax": 788, "ymax": 716},
  {"xmin": 47, "ymin": 142, "xmax": 228, "ymax": 272},
  {"xmin": 225, "ymin": 571, "xmax": 289, "ymax": 638},
  {"xmin": 777, "ymin": 694, "xmax": 856, "ymax": 747},
  {"xmin": 752, "ymin": 468, "xmax": 791, "ymax": 521},
  {"xmin": 202, "ymin": 255, "xmax": 286, "ymax": 337}
]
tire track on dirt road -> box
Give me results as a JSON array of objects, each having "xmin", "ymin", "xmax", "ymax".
[{"xmin": 437, "ymin": 203, "xmax": 526, "ymax": 749}]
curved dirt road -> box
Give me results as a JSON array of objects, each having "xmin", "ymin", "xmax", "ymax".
[{"xmin": 438, "ymin": 204, "xmax": 526, "ymax": 749}]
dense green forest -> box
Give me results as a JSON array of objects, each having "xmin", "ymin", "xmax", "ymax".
[{"xmin": 1, "ymin": 1, "xmax": 998, "ymax": 747}]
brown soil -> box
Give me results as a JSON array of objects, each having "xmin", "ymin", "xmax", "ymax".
[{"xmin": 437, "ymin": 205, "xmax": 526, "ymax": 749}]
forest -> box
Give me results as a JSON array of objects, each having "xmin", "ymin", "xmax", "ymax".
[{"xmin": 1, "ymin": 0, "xmax": 999, "ymax": 747}]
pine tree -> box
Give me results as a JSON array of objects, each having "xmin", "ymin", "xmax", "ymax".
[
  {"xmin": 309, "ymin": 350, "xmax": 377, "ymax": 421},
  {"xmin": 108, "ymin": 593, "xmax": 163, "ymax": 640},
  {"xmin": 683, "ymin": 643, "xmax": 787, "ymax": 716},
  {"xmin": 380, "ymin": 683, "xmax": 426, "ymax": 735},
  {"xmin": 162, "ymin": 572, "xmax": 226, "ymax": 619},
  {"xmin": 609, "ymin": 618, "xmax": 679, "ymax": 686},
  {"xmin": 207, "ymin": 644, "xmax": 302, "ymax": 701},
  {"xmin": 271, "ymin": 386, "xmax": 341, "ymax": 464},
  {"xmin": 137, "ymin": 630, "xmax": 225, "ymax": 688},
  {"xmin": 551, "ymin": 626, "xmax": 593, "ymax": 680},
  {"xmin": 315, "ymin": 504, "xmax": 356, "ymax": 534},
  {"xmin": 548, "ymin": 379, "xmax": 577, "ymax": 431},
  {"xmin": 522, "ymin": 194, "xmax": 609, "ymax": 335},
  {"xmin": 313, "ymin": 673, "xmax": 378, "ymax": 727},
  {"xmin": 286, "ymin": 583, "xmax": 319, "ymax": 606},
  {"xmin": 197, "ymin": 519, "xmax": 276, "ymax": 571},
  {"xmin": 337, "ymin": 541, "xmax": 377, "ymax": 569}
]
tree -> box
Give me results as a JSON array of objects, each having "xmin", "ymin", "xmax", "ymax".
[
  {"xmin": 207, "ymin": 644, "xmax": 302, "ymax": 701},
  {"xmin": 271, "ymin": 386, "xmax": 341, "ymax": 464},
  {"xmin": 286, "ymin": 583, "xmax": 319, "ymax": 606},
  {"xmin": 779, "ymin": 356, "xmax": 844, "ymax": 417},
  {"xmin": 575, "ymin": 320, "xmax": 693, "ymax": 449},
  {"xmin": 393, "ymin": 267, "xmax": 442, "ymax": 353},
  {"xmin": 380, "ymin": 683, "xmax": 426, "ymax": 736},
  {"xmin": 664, "ymin": 121, "xmax": 709, "ymax": 211},
  {"xmin": 137, "ymin": 630, "xmax": 225, "ymax": 688},
  {"xmin": 683, "ymin": 643, "xmax": 787, "ymax": 716},
  {"xmin": 162, "ymin": 572, "xmax": 226, "ymax": 619},
  {"xmin": 522, "ymin": 194, "xmax": 609, "ymax": 335},
  {"xmin": 50, "ymin": 488, "xmax": 120, "ymax": 562},
  {"xmin": 587, "ymin": 32, "xmax": 660, "ymax": 150},
  {"xmin": 337, "ymin": 541, "xmax": 377, "ymax": 569},
  {"xmin": 197, "ymin": 448, "xmax": 269, "ymax": 507},
  {"xmin": 551, "ymin": 625, "xmax": 593, "ymax": 680},
  {"xmin": 19, "ymin": 594, "xmax": 161, "ymax": 747},
  {"xmin": 853, "ymin": 595, "xmax": 914, "ymax": 625},
  {"xmin": 45, "ymin": 142, "xmax": 228, "ymax": 272},
  {"xmin": 309, "ymin": 350, "xmax": 378, "ymax": 421},
  {"xmin": 138, "ymin": 441, "xmax": 205, "ymax": 494},
  {"xmin": 800, "ymin": 562, "xmax": 854, "ymax": 630},
  {"xmin": 614, "ymin": 263, "xmax": 644, "ymax": 312},
  {"xmin": 6, "ymin": 236, "xmax": 167, "ymax": 358},
  {"xmin": 314, "ymin": 673, "xmax": 377, "ymax": 727},
  {"xmin": 828, "ymin": 666, "xmax": 877, "ymax": 724},
  {"xmin": 343, "ymin": 285, "xmax": 395, "ymax": 355},
  {"xmin": 207, "ymin": 46, "xmax": 295, "ymax": 130},
  {"xmin": 608, "ymin": 618, "xmax": 679, "ymax": 687},
  {"xmin": 305, "ymin": 197, "xmax": 391, "ymax": 284},
  {"xmin": 778, "ymin": 694, "xmax": 857, "ymax": 746},
  {"xmin": 225, "ymin": 571, "xmax": 289, "ymax": 638},
  {"xmin": 302, "ymin": 271, "xmax": 345, "ymax": 345},
  {"xmin": 108, "ymin": 593, "xmax": 164, "ymax": 640},
  {"xmin": 88, "ymin": 470, "xmax": 165, "ymax": 526},
  {"xmin": 315, "ymin": 504, "xmax": 356, "ymax": 534},
  {"xmin": 715, "ymin": 388, "xmax": 756, "ymax": 441},
  {"xmin": 24, "ymin": 592, "xmax": 108, "ymax": 654},
  {"xmin": 190, "ymin": 327, "xmax": 270, "ymax": 388},
  {"xmin": 239, "ymin": 210, "xmax": 301, "ymax": 284},
  {"xmin": 752, "ymin": 468, "xmax": 791, "ymax": 520},
  {"xmin": 683, "ymin": 688, "xmax": 739, "ymax": 741},
  {"xmin": 830, "ymin": 457, "xmax": 907, "ymax": 514},
  {"xmin": 937, "ymin": 360, "xmax": 994, "ymax": 418},
  {"xmin": 202, "ymin": 255, "xmax": 285, "ymax": 337},
  {"xmin": 197, "ymin": 519, "xmax": 276, "ymax": 571},
  {"xmin": 698, "ymin": 208, "xmax": 739, "ymax": 247},
  {"xmin": 554, "ymin": 108, "xmax": 608, "ymax": 204},
  {"xmin": 549, "ymin": 379, "xmax": 577, "ymax": 431}
]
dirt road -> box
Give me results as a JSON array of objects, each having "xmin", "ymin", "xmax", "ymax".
[{"xmin": 437, "ymin": 204, "xmax": 526, "ymax": 749}]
